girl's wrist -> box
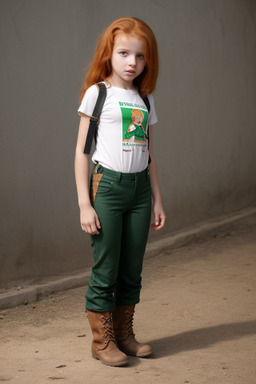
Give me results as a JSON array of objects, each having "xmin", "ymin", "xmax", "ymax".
[
  {"xmin": 152, "ymin": 194, "xmax": 163, "ymax": 205},
  {"xmin": 79, "ymin": 201, "xmax": 92, "ymax": 209}
]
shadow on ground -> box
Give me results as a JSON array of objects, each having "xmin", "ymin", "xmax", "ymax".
[{"xmin": 149, "ymin": 320, "xmax": 256, "ymax": 358}]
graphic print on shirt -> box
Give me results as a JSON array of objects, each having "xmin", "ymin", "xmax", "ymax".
[{"xmin": 119, "ymin": 102, "xmax": 149, "ymax": 152}]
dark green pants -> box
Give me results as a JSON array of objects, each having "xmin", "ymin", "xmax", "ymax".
[{"xmin": 85, "ymin": 165, "xmax": 151, "ymax": 312}]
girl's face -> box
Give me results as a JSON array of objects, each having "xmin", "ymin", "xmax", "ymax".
[
  {"xmin": 135, "ymin": 115, "xmax": 143, "ymax": 125},
  {"xmin": 108, "ymin": 33, "xmax": 146, "ymax": 89}
]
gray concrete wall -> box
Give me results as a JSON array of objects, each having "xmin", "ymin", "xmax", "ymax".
[{"xmin": 0, "ymin": 0, "xmax": 256, "ymax": 288}]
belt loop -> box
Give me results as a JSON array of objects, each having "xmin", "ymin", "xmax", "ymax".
[{"xmin": 116, "ymin": 172, "xmax": 122, "ymax": 182}]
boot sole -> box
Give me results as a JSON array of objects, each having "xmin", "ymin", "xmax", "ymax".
[
  {"xmin": 119, "ymin": 349, "xmax": 152, "ymax": 358},
  {"xmin": 92, "ymin": 354, "xmax": 129, "ymax": 367},
  {"xmin": 135, "ymin": 351, "xmax": 152, "ymax": 358}
]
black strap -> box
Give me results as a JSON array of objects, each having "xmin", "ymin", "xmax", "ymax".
[
  {"xmin": 83, "ymin": 83, "xmax": 107, "ymax": 154},
  {"xmin": 143, "ymin": 96, "xmax": 151, "ymax": 164},
  {"xmin": 143, "ymin": 96, "xmax": 151, "ymax": 113}
]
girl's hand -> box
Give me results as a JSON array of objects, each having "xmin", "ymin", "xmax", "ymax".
[
  {"xmin": 80, "ymin": 204, "xmax": 101, "ymax": 235},
  {"xmin": 151, "ymin": 201, "xmax": 166, "ymax": 231}
]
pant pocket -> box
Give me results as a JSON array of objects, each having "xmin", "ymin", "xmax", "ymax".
[
  {"xmin": 97, "ymin": 175, "xmax": 113, "ymax": 194},
  {"xmin": 91, "ymin": 172, "xmax": 114, "ymax": 206}
]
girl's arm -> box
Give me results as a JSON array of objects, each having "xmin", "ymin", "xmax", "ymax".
[
  {"xmin": 74, "ymin": 114, "xmax": 101, "ymax": 235},
  {"xmin": 148, "ymin": 126, "xmax": 166, "ymax": 230}
]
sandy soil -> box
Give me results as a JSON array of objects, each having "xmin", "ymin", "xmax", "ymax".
[{"xmin": 0, "ymin": 214, "xmax": 256, "ymax": 384}]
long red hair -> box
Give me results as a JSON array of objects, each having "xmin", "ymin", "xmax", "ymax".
[{"xmin": 79, "ymin": 17, "xmax": 158, "ymax": 103}]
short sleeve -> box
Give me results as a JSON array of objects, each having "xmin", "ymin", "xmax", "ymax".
[
  {"xmin": 77, "ymin": 85, "xmax": 99, "ymax": 117},
  {"xmin": 147, "ymin": 94, "xmax": 158, "ymax": 126}
]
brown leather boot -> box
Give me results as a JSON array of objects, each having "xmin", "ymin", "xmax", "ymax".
[
  {"xmin": 112, "ymin": 305, "xmax": 152, "ymax": 357},
  {"xmin": 87, "ymin": 310, "xmax": 129, "ymax": 366}
]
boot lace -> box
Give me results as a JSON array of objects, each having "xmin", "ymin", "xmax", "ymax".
[
  {"xmin": 125, "ymin": 310, "xmax": 135, "ymax": 337},
  {"xmin": 101, "ymin": 314, "xmax": 116, "ymax": 345}
]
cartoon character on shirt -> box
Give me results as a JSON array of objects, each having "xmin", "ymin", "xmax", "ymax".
[{"xmin": 126, "ymin": 109, "xmax": 148, "ymax": 151}]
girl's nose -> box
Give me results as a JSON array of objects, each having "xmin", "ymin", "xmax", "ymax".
[{"xmin": 129, "ymin": 55, "xmax": 136, "ymax": 66}]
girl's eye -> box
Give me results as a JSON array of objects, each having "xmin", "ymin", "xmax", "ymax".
[
  {"xmin": 119, "ymin": 51, "xmax": 127, "ymax": 57},
  {"xmin": 137, "ymin": 54, "xmax": 145, "ymax": 59}
]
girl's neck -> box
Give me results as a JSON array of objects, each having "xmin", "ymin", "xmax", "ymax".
[{"xmin": 106, "ymin": 76, "xmax": 136, "ymax": 91}]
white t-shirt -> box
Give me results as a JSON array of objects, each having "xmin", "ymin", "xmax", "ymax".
[{"xmin": 78, "ymin": 83, "xmax": 158, "ymax": 173}]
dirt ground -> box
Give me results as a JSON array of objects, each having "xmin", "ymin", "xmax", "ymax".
[{"xmin": 0, "ymin": 214, "xmax": 256, "ymax": 384}]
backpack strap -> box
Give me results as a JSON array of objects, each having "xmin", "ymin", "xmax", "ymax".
[
  {"xmin": 143, "ymin": 96, "xmax": 151, "ymax": 164},
  {"xmin": 143, "ymin": 96, "xmax": 151, "ymax": 113},
  {"xmin": 83, "ymin": 82, "xmax": 107, "ymax": 154}
]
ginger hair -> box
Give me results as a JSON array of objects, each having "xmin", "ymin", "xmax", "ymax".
[{"xmin": 79, "ymin": 17, "xmax": 158, "ymax": 103}]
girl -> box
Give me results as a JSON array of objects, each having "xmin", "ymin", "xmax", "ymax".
[{"xmin": 75, "ymin": 17, "xmax": 166, "ymax": 367}]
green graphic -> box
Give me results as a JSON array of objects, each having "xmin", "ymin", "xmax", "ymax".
[{"xmin": 119, "ymin": 103, "xmax": 149, "ymax": 152}]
